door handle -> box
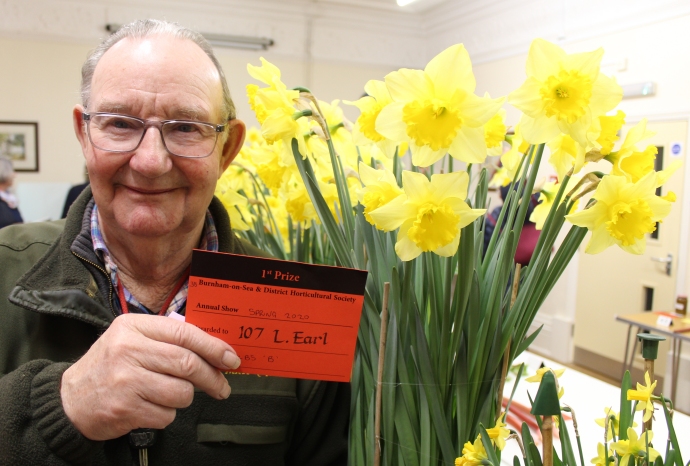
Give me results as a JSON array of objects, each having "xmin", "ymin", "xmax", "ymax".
[{"xmin": 650, "ymin": 253, "xmax": 672, "ymax": 276}]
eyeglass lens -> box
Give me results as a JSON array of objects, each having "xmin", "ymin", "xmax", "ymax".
[{"xmin": 87, "ymin": 114, "xmax": 219, "ymax": 158}]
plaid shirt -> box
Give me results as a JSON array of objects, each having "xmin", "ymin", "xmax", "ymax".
[{"xmin": 91, "ymin": 205, "xmax": 219, "ymax": 316}]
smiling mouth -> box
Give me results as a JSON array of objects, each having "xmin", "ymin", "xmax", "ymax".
[{"xmin": 125, "ymin": 186, "xmax": 176, "ymax": 195}]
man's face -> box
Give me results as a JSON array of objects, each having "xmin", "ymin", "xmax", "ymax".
[{"xmin": 74, "ymin": 35, "xmax": 244, "ymax": 239}]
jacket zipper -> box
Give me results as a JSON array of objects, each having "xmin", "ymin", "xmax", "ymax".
[{"xmin": 71, "ymin": 251, "xmax": 117, "ymax": 319}]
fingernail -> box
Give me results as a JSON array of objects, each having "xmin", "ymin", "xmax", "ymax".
[
  {"xmin": 220, "ymin": 382, "xmax": 231, "ymax": 399},
  {"xmin": 222, "ymin": 351, "xmax": 241, "ymax": 370}
]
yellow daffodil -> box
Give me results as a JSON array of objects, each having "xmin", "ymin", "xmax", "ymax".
[
  {"xmin": 368, "ymin": 171, "xmax": 485, "ymax": 261},
  {"xmin": 485, "ymin": 414, "xmax": 510, "ymax": 450},
  {"xmin": 525, "ymin": 367, "xmax": 565, "ymax": 398},
  {"xmin": 376, "ymin": 44, "xmax": 504, "ymax": 167},
  {"xmin": 595, "ymin": 408, "xmax": 637, "ymax": 441},
  {"xmin": 455, "ymin": 436, "xmax": 489, "ymax": 466},
  {"xmin": 346, "ymin": 80, "xmax": 399, "ymax": 158},
  {"xmin": 247, "ymin": 58, "xmax": 311, "ymax": 161},
  {"xmin": 591, "ymin": 443, "xmax": 613, "ymax": 466},
  {"xmin": 548, "ymin": 134, "xmax": 586, "ymax": 180},
  {"xmin": 488, "ymin": 165, "xmax": 513, "ymax": 189},
  {"xmin": 484, "ymin": 106, "xmax": 507, "ymax": 157},
  {"xmin": 611, "ymin": 428, "xmax": 660, "ymax": 466},
  {"xmin": 627, "ymin": 371, "xmax": 657, "ymax": 423},
  {"xmin": 501, "ymin": 125, "xmax": 531, "ymax": 174},
  {"xmin": 509, "ymin": 39, "xmax": 622, "ymax": 146},
  {"xmin": 246, "ymin": 138, "xmax": 297, "ymax": 194},
  {"xmin": 358, "ymin": 162, "xmax": 404, "ymax": 227},
  {"xmin": 283, "ymin": 181, "xmax": 317, "ymax": 225},
  {"xmin": 566, "ymin": 172, "xmax": 674, "ymax": 254},
  {"xmin": 606, "ymin": 119, "xmax": 657, "ymax": 183},
  {"xmin": 246, "ymin": 58, "xmax": 301, "ymax": 125},
  {"xmin": 605, "ymin": 119, "xmax": 683, "ymax": 187},
  {"xmin": 530, "ymin": 176, "xmax": 581, "ymax": 230},
  {"xmin": 593, "ymin": 110, "xmax": 626, "ymax": 155},
  {"xmin": 214, "ymin": 182, "xmax": 252, "ymax": 231}
]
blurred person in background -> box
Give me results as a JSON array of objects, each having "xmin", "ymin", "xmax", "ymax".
[{"xmin": 0, "ymin": 156, "xmax": 23, "ymax": 229}]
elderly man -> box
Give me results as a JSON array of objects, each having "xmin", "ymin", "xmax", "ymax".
[{"xmin": 0, "ymin": 20, "xmax": 348, "ymax": 465}]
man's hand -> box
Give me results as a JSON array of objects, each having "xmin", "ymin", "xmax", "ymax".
[{"xmin": 60, "ymin": 314, "xmax": 240, "ymax": 441}]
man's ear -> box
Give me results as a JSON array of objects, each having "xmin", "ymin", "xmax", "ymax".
[
  {"xmin": 73, "ymin": 105, "xmax": 90, "ymax": 153},
  {"xmin": 219, "ymin": 119, "xmax": 246, "ymax": 175}
]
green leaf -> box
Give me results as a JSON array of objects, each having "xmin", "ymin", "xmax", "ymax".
[
  {"xmin": 660, "ymin": 398, "xmax": 684, "ymax": 466},
  {"xmin": 480, "ymin": 425, "xmax": 500, "ymax": 466},
  {"xmin": 521, "ymin": 422, "xmax": 536, "ymax": 466},
  {"xmin": 618, "ymin": 371, "xmax": 632, "ymax": 440},
  {"xmin": 558, "ymin": 414, "xmax": 578, "ymax": 466},
  {"xmin": 411, "ymin": 313, "xmax": 457, "ymax": 465},
  {"xmin": 515, "ymin": 326, "xmax": 543, "ymax": 356},
  {"xmin": 529, "ymin": 443, "xmax": 543, "ymax": 466}
]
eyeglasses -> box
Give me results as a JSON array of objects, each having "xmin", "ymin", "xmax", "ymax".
[{"xmin": 82, "ymin": 112, "xmax": 226, "ymax": 158}]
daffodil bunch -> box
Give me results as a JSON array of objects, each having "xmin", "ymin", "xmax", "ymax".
[{"xmin": 233, "ymin": 36, "xmax": 681, "ymax": 466}]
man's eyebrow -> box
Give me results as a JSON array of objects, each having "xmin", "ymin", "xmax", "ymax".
[
  {"xmin": 166, "ymin": 106, "xmax": 210, "ymax": 121},
  {"xmin": 94, "ymin": 102, "xmax": 131, "ymax": 114},
  {"xmin": 90, "ymin": 102, "xmax": 214, "ymax": 122}
]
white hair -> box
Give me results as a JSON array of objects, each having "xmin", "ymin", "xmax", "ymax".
[{"xmin": 80, "ymin": 19, "xmax": 236, "ymax": 120}]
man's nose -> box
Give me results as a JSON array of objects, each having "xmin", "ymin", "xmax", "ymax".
[{"xmin": 129, "ymin": 126, "xmax": 173, "ymax": 176}]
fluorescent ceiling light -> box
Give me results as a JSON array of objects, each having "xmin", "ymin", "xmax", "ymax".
[
  {"xmin": 105, "ymin": 24, "xmax": 274, "ymax": 51},
  {"xmin": 397, "ymin": 0, "xmax": 419, "ymax": 6},
  {"xmin": 621, "ymin": 82, "xmax": 656, "ymax": 100}
]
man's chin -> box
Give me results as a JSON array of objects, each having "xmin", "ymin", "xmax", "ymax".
[{"xmin": 112, "ymin": 206, "xmax": 185, "ymax": 238}]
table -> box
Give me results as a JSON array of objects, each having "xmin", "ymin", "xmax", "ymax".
[{"xmin": 616, "ymin": 312, "xmax": 690, "ymax": 403}]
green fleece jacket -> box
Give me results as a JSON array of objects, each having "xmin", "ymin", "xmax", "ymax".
[{"xmin": 0, "ymin": 189, "xmax": 349, "ymax": 465}]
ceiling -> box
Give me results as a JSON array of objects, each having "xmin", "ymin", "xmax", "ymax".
[{"xmin": 304, "ymin": 0, "xmax": 450, "ymax": 13}]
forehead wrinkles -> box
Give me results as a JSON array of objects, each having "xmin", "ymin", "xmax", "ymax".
[{"xmin": 90, "ymin": 36, "xmax": 224, "ymax": 119}]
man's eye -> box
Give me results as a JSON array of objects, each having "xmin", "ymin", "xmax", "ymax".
[
  {"xmin": 173, "ymin": 123, "xmax": 199, "ymax": 133},
  {"xmin": 112, "ymin": 119, "xmax": 132, "ymax": 129}
]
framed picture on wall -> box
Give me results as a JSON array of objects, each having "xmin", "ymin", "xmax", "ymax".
[{"xmin": 0, "ymin": 121, "xmax": 39, "ymax": 172}]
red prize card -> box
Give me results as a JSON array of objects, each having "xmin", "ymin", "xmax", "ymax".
[{"xmin": 185, "ymin": 250, "xmax": 368, "ymax": 382}]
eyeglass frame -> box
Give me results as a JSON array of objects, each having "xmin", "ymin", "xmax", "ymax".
[{"xmin": 82, "ymin": 112, "xmax": 228, "ymax": 159}]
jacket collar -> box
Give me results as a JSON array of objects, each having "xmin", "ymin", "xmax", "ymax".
[{"xmin": 9, "ymin": 186, "xmax": 240, "ymax": 329}]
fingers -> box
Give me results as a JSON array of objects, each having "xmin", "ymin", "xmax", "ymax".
[
  {"xmin": 132, "ymin": 339, "xmax": 232, "ymax": 400},
  {"xmin": 123, "ymin": 314, "xmax": 241, "ymax": 371}
]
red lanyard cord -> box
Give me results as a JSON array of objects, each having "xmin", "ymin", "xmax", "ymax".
[{"xmin": 116, "ymin": 266, "xmax": 191, "ymax": 316}]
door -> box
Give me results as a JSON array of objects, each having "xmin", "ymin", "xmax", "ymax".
[{"xmin": 573, "ymin": 119, "xmax": 687, "ymax": 381}]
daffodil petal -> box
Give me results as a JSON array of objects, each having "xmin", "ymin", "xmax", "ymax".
[
  {"xmin": 401, "ymin": 170, "xmax": 432, "ymax": 201},
  {"xmin": 425, "ymin": 44, "xmax": 475, "ymax": 99},
  {"xmin": 519, "ymin": 113, "xmax": 561, "ymax": 145},
  {"xmin": 430, "ymin": 171, "xmax": 469, "ymax": 200},
  {"xmin": 589, "ymin": 74, "xmax": 623, "ymax": 115},
  {"xmin": 385, "ymin": 68, "xmax": 432, "ymax": 102},
  {"xmin": 368, "ymin": 194, "xmax": 412, "ymax": 231},
  {"xmin": 566, "ymin": 202, "xmax": 606, "ymax": 228},
  {"xmin": 655, "ymin": 159, "xmax": 682, "ymax": 187},
  {"xmin": 449, "ymin": 127, "xmax": 487, "ymax": 164},
  {"xmin": 509, "ymin": 77, "xmax": 544, "ymax": 117},
  {"xmin": 376, "ymin": 102, "xmax": 408, "ymax": 142},
  {"xmin": 410, "ymin": 143, "xmax": 448, "ymax": 167},
  {"xmin": 558, "ymin": 114, "xmax": 593, "ymax": 146},
  {"xmin": 585, "ymin": 226, "xmax": 617, "ymax": 254},
  {"xmin": 563, "ymin": 48, "xmax": 603, "ymax": 77},
  {"xmin": 364, "ymin": 79, "xmax": 390, "ymax": 103},
  {"xmin": 525, "ymin": 39, "xmax": 565, "ymax": 81},
  {"xmin": 395, "ymin": 223, "xmax": 423, "ymax": 261},
  {"xmin": 377, "ymin": 139, "xmax": 399, "ymax": 159},
  {"xmin": 459, "ymin": 93, "xmax": 506, "ymax": 127}
]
